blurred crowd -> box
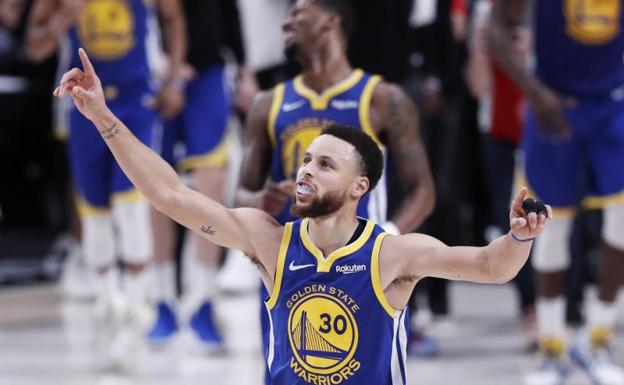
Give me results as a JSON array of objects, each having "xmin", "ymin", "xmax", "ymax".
[{"xmin": 0, "ymin": 0, "xmax": 619, "ymax": 384}]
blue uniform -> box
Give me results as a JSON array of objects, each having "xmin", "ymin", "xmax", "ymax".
[
  {"xmin": 265, "ymin": 219, "xmax": 407, "ymax": 385},
  {"xmin": 525, "ymin": 0, "xmax": 624, "ymax": 209},
  {"xmin": 267, "ymin": 69, "xmax": 388, "ymax": 224},
  {"xmin": 159, "ymin": 65, "xmax": 230, "ymax": 170},
  {"xmin": 67, "ymin": 0, "xmax": 159, "ymax": 212},
  {"xmin": 260, "ymin": 70, "xmax": 405, "ymax": 385}
]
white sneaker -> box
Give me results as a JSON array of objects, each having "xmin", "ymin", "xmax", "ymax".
[
  {"xmin": 525, "ymin": 356, "xmax": 570, "ymax": 385},
  {"xmin": 59, "ymin": 238, "xmax": 95, "ymax": 300},
  {"xmin": 217, "ymin": 249, "xmax": 260, "ymax": 294},
  {"xmin": 525, "ymin": 339, "xmax": 571, "ymax": 385},
  {"xmin": 570, "ymin": 329, "xmax": 624, "ymax": 385}
]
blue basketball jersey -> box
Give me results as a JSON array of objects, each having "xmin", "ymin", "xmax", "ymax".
[
  {"xmin": 68, "ymin": 0, "xmax": 159, "ymax": 86},
  {"xmin": 265, "ymin": 219, "xmax": 407, "ymax": 385},
  {"xmin": 534, "ymin": 0, "xmax": 624, "ymax": 99},
  {"xmin": 267, "ymin": 69, "xmax": 388, "ymax": 225}
]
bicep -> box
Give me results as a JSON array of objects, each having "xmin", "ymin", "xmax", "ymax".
[
  {"xmin": 396, "ymin": 234, "xmax": 491, "ymax": 283},
  {"xmin": 377, "ymin": 85, "xmax": 432, "ymax": 188}
]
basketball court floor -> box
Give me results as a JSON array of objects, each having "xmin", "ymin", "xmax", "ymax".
[{"xmin": 0, "ymin": 281, "xmax": 622, "ymax": 385}]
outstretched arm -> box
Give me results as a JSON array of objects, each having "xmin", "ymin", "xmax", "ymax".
[
  {"xmin": 383, "ymin": 187, "xmax": 551, "ymax": 285},
  {"xmin": 54, "ymin": 49, "xmax": 281, "ymax": 261}
]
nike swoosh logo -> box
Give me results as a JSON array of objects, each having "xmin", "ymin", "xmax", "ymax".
[
  {"xmin": 282, "ymin": 100, "xmax": 305, "ymax": 112},
  {"xmin": 289, "ymin": 261, "xmax": 315, "ymax": 271}
]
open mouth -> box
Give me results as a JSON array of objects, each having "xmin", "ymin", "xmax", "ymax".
[{"xmin": 296, "ymin": 181, "xmax": 315, "ymax": 197}]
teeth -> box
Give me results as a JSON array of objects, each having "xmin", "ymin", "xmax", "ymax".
[{"xmin": 297, "ymin": 184, "xmax": 312, "ymax": 194}]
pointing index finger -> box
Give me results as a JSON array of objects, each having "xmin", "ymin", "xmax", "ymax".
[{"xmin": 78, "ymin": 48, "xmax": 96, "ymax": 77}]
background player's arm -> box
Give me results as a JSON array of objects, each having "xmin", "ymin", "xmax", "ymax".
[
  {"xmin": 152, "ymin": 0, "xmax": 187, "ymax": 118},
  {"xmin": 381, "ymin": 188, "xmax": 550, "ymax": 285},
  {"xmin": 488, "ymin": 0, "xmax": 571, "ymax": 137},
  {"xmin": 56, "ymin": 49, "xmax": 281, "ymax": 261},
  {"xmin": 26, "ymin": 0, "xmax": 81, "ymax": 63},
  {"xmin": 371, "ymin": 82, "xmax": 435, "ymax": 233},
  {"xmin": 156, "ymin": 0, "xmax": 186, "ymax": 81},
  {"xmin": 235, "ymin": 90, "xmax": 294, "ymax": 216}
]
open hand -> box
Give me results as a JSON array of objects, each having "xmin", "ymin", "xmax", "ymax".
[
  {"xmin": 53, "ymin": 48, "xmax": 108, "ymax": 122},
  {"xmin": 509, "ymin": 187, "xmax": 552, "ymax": 241}
]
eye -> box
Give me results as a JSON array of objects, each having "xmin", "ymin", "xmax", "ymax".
[
  {"xmin": 320, "ymin": 160, "xmax": 331, "ymax": 169},
  {"xmin": 302, "ymin": 156, "xmax": 311, "ymax": 164}
]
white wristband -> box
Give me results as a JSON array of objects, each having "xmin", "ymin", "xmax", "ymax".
[{"xmin": 382, "ymin": 221, "xmax": 400, "ymax": 235}]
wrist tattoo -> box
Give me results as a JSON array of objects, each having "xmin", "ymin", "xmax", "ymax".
[
  {"xmin": 98, "ymin": 122, "xmax": 119, "ymax": 139},
  {"xmin": 200, "ymin": 225, "xmax": 216, "ymax": 236}
]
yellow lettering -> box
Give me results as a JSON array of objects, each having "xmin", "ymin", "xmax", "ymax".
[
  {"xmin": 318, "ymin": 376, "xmax": 329, "ymax": 385},
  {"xmin": 298, "ymin": 370, "xmax": 307, "ymax": 380},
  {"xmin": 318, "ymin": 284, "xmax": 326, "ymax": 292},
  {"xmin": 330, "ymin": 373, "xmax": 343, "ymax": 384},
  {"xmin": 308, "ymin": 373, "xmax": 318, "ymax": 384},
  {"xmin": 290, "ymin": 357, "xmax": 302, "ymax": 373},
  {"xmin": 339, "ymin": 366, "xmax": 353, "ymax": 379},
  {"xmin": 351, "ymin": 304, "xmax": 360, "ymax": 312},
  {"xmin": 287, "ymin": 300, "xmax": 293, "ymax": 308},
  {"xmin": 329, "ymin": 287, "xmax": 336, "ymax": 295},
  {"xmin": 349, "ymin": 359, "xmax": 361, "ymax": 371},
  {"xmin": 305, "ymin": 286, "xmax": 312, "ymax": 294},
  {"xmin": 340, "ymin": 294, "xmax": 349, "ymax": 302}
]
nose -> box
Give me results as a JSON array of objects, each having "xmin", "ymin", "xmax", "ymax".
[{"xmin": 282, "ymin": 18, "xmax": 293, "ymax": 33}]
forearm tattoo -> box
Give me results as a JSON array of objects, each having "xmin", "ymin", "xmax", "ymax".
[
  {"xmin": 200, "ymin": 225, "xmax": 216, "ymax": 236},
  {"xmin": 99, "ymin": 122, "xmax": 119, "ymax": 140}
]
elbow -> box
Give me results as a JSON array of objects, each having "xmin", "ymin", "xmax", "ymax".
[
  {"xmin": 421, "ymin": 181, "xmax": 436, "ymax": 219},
  {"xmin": 492, "ymin": 271, "xmax": 517, "ymax": 284}
]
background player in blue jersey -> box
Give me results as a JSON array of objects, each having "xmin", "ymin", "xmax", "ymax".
[
  {"xmin": 26, "ymin": 0, "xmax": 186, "ymax": 367},
  {"xmin": 490, "ymin": 1, "xmax": 624, "ymax": 384},
  {"xmin": 237, "ymin": 0, "xmax": 435, "ymax": 232},
  {"xmin": 147, "ymin": 0, "xmax": 259, "ymax": 351},
  {"xmin": 235, "ymin": 2, "xmax": 435, "ymax": 381},
  {"xmin": 53, "ymin": 48, "xmax": 551, "ymax": 384}
]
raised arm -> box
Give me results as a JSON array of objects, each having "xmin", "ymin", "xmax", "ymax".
[
  {"xmin": 371, "ymin": 82, "xmax": 435, "ymax": 233},
  {"xmin": 382, "ymin": 187, "xmax": 550, "ymax": 287},
  {"xmin": 55, "ymin": 49, "xmax": 282, "ymax": 265}
]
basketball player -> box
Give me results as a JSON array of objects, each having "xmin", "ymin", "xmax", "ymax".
[
  {"xmin": 489, "ymin": 1, "xmax": 624, "ymax": 384},
  {"xmin": 54, "ymin": 48, "xmax": 551, "ymax": 384},
  {"xmin": 26, "ymin": 0, "xmax": 186, "ymax": 365},
  {"xmin": 236, "ymin": 2, "xmax": 434, "ymax": 380},
  {"xmin": 147, "ymin": 0, "xmax": 258, "ymax": 350}
]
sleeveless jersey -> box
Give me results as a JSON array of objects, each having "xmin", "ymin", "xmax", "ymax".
[
  {"xmin": 267, "ymin": 69, "xmax": 387, "ymax": 225},
  {"xmin": 534, "ymin": 0, "xmax": 624, "ymax": 99},
  {"xmin": 68, "ymin": 0, "xmax": 160, "ymax": 86},
  {"xmin": 265, "ymin": 219, "xmax": 408, "ymax": 385}
]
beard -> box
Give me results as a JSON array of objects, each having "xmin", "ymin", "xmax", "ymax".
[{"xmin": 290, "ymin": 189, "xmax": 346, "ymax": 218}]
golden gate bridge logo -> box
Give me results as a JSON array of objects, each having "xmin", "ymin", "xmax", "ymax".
[{"xmin": 288, "ymin": 293, "xmax": 359, "ymax": 375}]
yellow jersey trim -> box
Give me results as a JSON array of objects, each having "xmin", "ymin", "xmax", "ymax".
[
  {"xmin": 582, "ymin": 190, "xmax": 624, "ymax": 210},
  {"xmin": 300, "ymin": 218, "xmax": 375, "ymax": 273},
  {"xmin": 359, "ymin": 75, "xmax": 383, "ymax": 147},
  {"xmin": 267, "ymin": 222, "xmax": 294, "ymax": 310},
  {"xmin": 371, "ymin": 232, "xmax": 397, "ymax": 317},
  {"xmin": 293, "ymin": 69, "xmax": 364, "ymax": 111},
  {"xmin": 111, "ymin": 188, "xmax": 145, "ymax": 203},
  {"xmin": 75, "ymin": 196, "xmax": 110, "ymax": 217},
  {"xmin": 268, "ymin": 83, "xmax": 285, "ymax": 149},
  {"xmin": 178, "ymin": 137, "xmax": 229, "ymax": 171}
]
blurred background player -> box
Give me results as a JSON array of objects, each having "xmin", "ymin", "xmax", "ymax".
[
  {"xmin": 147, "ymin": 0, "xmax": 259, "ymax": 350},
  {"xmin": 490, "ymin": 1, "xmax": 624, "ymax": 384},
  {"xmin": 25, "ymin": 0, "xmax": 186, "ymax": 366},
  {"xmin": 465, "ymin": 0, "xmax": 537, "ymax": 351},
  {"xmin": 235, "ymin": 0, "xmax": 435, "ymax": 382}
]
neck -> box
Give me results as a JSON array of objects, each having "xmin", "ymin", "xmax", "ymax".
[
  {"xmin": 298, "ymin": 39, "xmax": 352, "ymax": 93},
  {"xmin": 306, "ymin": 209, "xmax": 360, "ymax": 257}
]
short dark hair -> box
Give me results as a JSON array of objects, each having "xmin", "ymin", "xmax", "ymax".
[
  {"xmin": 314, "ymin": 0, "xmax": 356, "ymax": 39},
  {"xmin": 320, "ymin": 124, "xmax": 383, "ymax": 193}
]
